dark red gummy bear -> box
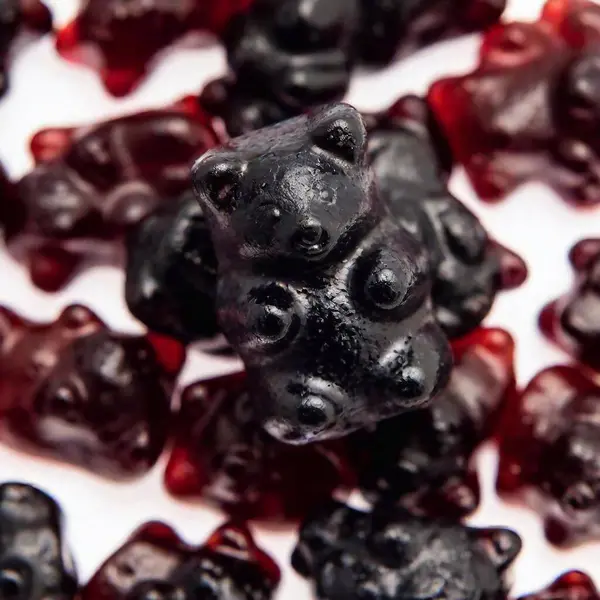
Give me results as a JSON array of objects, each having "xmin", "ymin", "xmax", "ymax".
[
  {"xmin": 540, "ymin": 238, "xmax": 600, "ymax": 373},
  {"xmin": 164, "ymin": 371, "xmax": 353, "ymax": 521},
  {"xmin": 497, "ymin": 365, "xmax": 600, "ymax": 547},
  {"xmin": 0, "ymin": 482, "xmax": 78, "ymax": 600},
  {"xmin": 0, "ymin": 304, "xmax": 184, "ymax": 480},
  {"xmin": 11, "ymin": 99, "xmax": 218, "ymax": 292},
  {"xmin": 358, "ymin": 0, "xmax": 507, "ymax": 66},
  {"xmin": 55, "ymin": 0, "xmax": 253, "ymax": 97},
  {"xmin": 0, "ymin": 0, "xmax": 52, "ymax": 96},
  {"xmin": 519, "ymin": 571, "xmax": 599, "ymax": 600},
  {"xmin": 82, "ymin": 520, "xmax": 280, "ymax": 600},
  {"xmin": 429, "ymin": 0, "xmax": 600, "ymax": 207},
  {"xmin": 352, "ymin": 327, "xmax": 515, "ymax": 518}
]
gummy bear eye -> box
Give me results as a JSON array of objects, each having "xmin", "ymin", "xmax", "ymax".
[
  {"xmin": 562, "ymin": 482, "xmax": 597, "ymax": 511},
  {"xmin": 292, "ymin": 219, "xmax": 329, "ymax": 256}
]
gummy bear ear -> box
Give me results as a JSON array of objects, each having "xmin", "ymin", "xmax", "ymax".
[
  {"xmin": 473, "ymin": 527, "xmax": 522, "ymax": 571},
  {"xmin": 192, "ymin": 153, "xmax": 246, "ymax": 211},
  {"xmin": 310, "ymin": 103, "xmax": 367, "ymax": 164}
]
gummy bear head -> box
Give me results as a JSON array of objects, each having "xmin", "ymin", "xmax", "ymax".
[
  {"xmin": 193, "ymin": 103, "xmax": 376, "ymax": 268},
  {"xmin": 0, "ymin": 305, "xmax": 178, "ymax": 479},
  {"xmin": 0, "ymin": 482, "xmax": 77, "ymax": 600},
  {"xmin": 543, "ymin": 410, "xmax": 600, "ymax": 536},
  {"xmin": 293, "ymin": 502, "xmax": 521, "ymax": 600},
  {"xmin": 18, "ymin": 161, "xmax": 104, "ymax": 239}
]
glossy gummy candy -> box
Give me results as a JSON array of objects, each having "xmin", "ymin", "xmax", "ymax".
[
  {"xmin": 358, "ymin": 0, "xmax": 507, "ymax": 66},
  {"xmin": 0, "ymin": 304, "xmax": 184, "ymax": 480},
  {"xmin": 125, "ymin": 190, "xmax": 219, "ymax": 344},
  {"xmin": 82, "ymin": 520, "xmax": 280, "ymax": 600},
  {"xmin": 0, "ymin": 482, "xmax": 77, "ymax": 600},
  {"xmin": 199, "ymin": 0, "xmax": 359, "ymax": 137},
  {"xmin": 12, "ymin": 100, "xmax": 218, "ymax": 292},
  {"xmin": 519, "ymin": 571, "xmax": 600, "ymax": 600},
  {"xmin": 292, "ymin": 500, "xmax": 521, "ymax": 600},
  {"xmin": 0, "ymin": 0, "xmax": 52, "ymax": 96},
  {"xmin": 164, "ymin": 371, "xmax": 353, "ymax": 520},
  {"xmin": 540, "ymin": 238, "xmax": 600, "ymax": 373},
  {"xmin": 55, "ymin": 0, "xmax": 253, "ymax": 97},
  {"xmin": 192, "ymin": 103, "xmax": 452, "ymax": 444},
  {"xmin": 497, "ymin": 365, "xmax": 600, "ymax": 546},
  {"xmin": 429, "ymin": 0, "xmax": 600, "ymax": 206},
  {"xmin": 367, "ymin": 95, "xmax": 528, "ymax": 338},
  {"xmin": 352, "ymin": 327, "xmax": 515, "ymax": 519}
]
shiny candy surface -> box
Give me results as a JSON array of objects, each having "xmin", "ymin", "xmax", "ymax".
[
  {"xmin": 12, "ymin": 101, "xmax": 218, "ymax": 292},
  {"xmin": 292, "ymin": 501, "xmax": 521, "ymax": 600},
  {"xmin": 164, "ymin": 371, "xmax": 353, "ymax": 521},
  {"xmin": 82, "ymin": 520, "xmax": 280, "ymax": 600},
  {"xmin": 429, "ymin": 0, "xmax": 600, "ymax": 206},
  {"xmin": 0, "ymin": 304, "xmax": 183, "ymax": 479},
  {"xmin": 192, "ymin": 104, "xmax": 452, "ymax": 444},
  {"xmin": 497, "ymin": 365, "xmax": 600, "ymax": 547},
  {"xmin": 540, "ymin": 238, "xmax": 600, "ymax": 373}
]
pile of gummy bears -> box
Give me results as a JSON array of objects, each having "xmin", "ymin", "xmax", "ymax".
[{"xmin": 0, "ymin": 0, "xmax": 600, "ymax": 598}]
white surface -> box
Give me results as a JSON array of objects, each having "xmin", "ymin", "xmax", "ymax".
[{"xmin": 1, "ymin": 0, "xmax": 600, "ymax": 597}]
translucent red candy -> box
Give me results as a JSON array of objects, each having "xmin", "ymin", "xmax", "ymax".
[
  {"xmin": 519, "ymin": 571, "xmax": 599, "ymax": 600},
  {"xmin": 0, "ymin": 0, "xmax": 52, "ymax": 96},
  {"xmin": 82, "ymin": 520, "xmax": 280, "ymax": 600},
  {"xmin": 164, "ymin": 372, "xmax": 354, "ymax": 521},
  {"xmin": 429, "ymin": 0, "xmax": 600, "ymax": 207},
  {"xmin": 0, "ymin": 304, "xmax": 184, "ymax": 480},
  {"xmin": 12, "ymin": 99, "xmax": 218, "ymax": 292},
  {"xmin": 540, "ymin": 238, "xmax": 600, "ymax": 373},
  {"xmin": 497, "ymin": 365, "xmax": 600, "ymax": 546},
  {"xmin": 55, "ymin": 0, "xmax": 253, "ymax": 97},
  {"xmin": 353, "ymin": 327, "xmax": 515, "ymax": 518}
]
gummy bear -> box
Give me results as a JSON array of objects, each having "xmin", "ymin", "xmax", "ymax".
[
  {"xmin": 11, "ymin": 100, "xmax": 218, "ymax": 292},
  {"xmin": 199, "ymin": 0, "xmax": 360, "ymax": 137},
  {"xmin": 351, "ymin": 327, "xmax": 515, "ymax": 519},
  {"xmin": 497, "ymin": 365, "xmax": 600, "ymax": 547},
  {"xmin": 540, "ymin": 238, "xmax": 600, "ymax": 373},
  {"xmin": 0, "ymin": 304, "xmax": 184, "ymax": 480},
  {"xmin": 125, "ymin": 190, "xmax": 219, "ymax": 344},
  {"xmin": 366, "ymin": 95, "xmax": 528, "ymax": 338},
  {"xmin": 192, "ymin": 103, "xmax": 452, "ymax": 444},
  {"xmin": 0, "ymin": 482, "xmax": 77, "ymax": 600},
  {"xmin": 292, "ymin": 500, "xmax": 521, "ymax": 600},
  {"xmin": 357, "ymin": 0, "xmax": 507, "ymax": 66},
  {"xmin": 55, "ymin": 0, "xmax": 253, "ymax": 97},
  {"xmin": 428, "ymin": 0, "xmax": 600, "ymax": 207},
  {"xmin": 519, "ymin": 571, "xmax": 599, "ymax": 600},
  {"xmin": 164, "ymin": 371, "xmax": 353, "ymax": 520},
  {"xmin": 82, "ymin": 520, "xmax": 280, "ymax": 600},
  {"xmin": 0, "ymin": 0, "xmax": 52, "ymax": 96}
]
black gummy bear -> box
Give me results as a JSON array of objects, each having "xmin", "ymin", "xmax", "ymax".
[
  {"xmin": 0, "ymin": 482, "xmax": 78, "ymax": 600},
  {"xmin": 192, "ymin": 103, "xmax": 452, "ymax": 444},
  {"xmin": 366, "ymin": 96, "xmax": 527, "ymax": 338},
  {"xmin": 199, "ymin": 0, "xmax": 359, "ymax": 137},
  {"xmin": 292, "ymin": 501, "xmax": 521, "ymax": 600},
  {"xmin": 125, "ymin": 190, "xmax": 219, "ymax": 344}
]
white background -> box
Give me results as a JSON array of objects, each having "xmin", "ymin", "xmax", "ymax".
[{"xmin": 1, "ymin": 0, "xmax": 600, "ymax": 597}]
